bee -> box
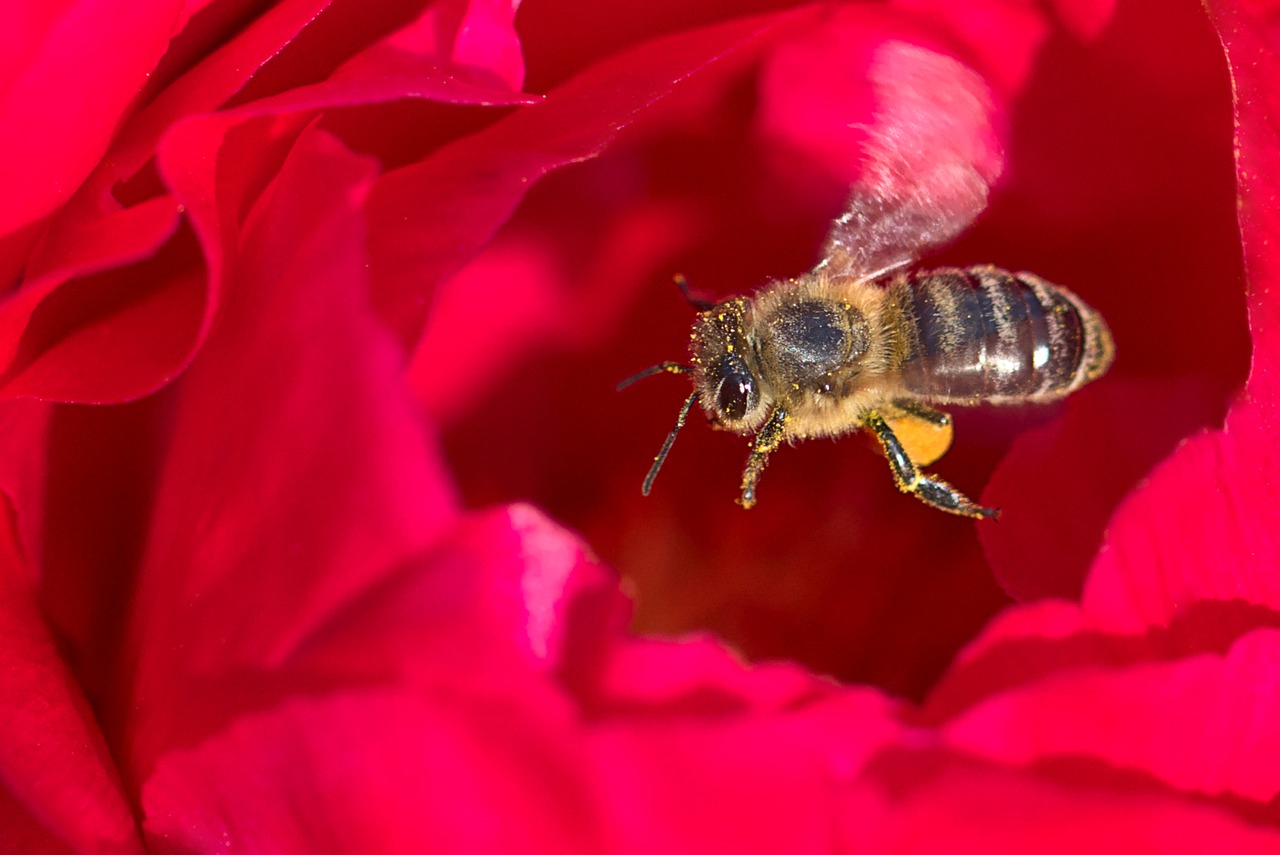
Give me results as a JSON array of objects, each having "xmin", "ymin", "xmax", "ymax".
[
  {"xmin": 622, "ymin": 161, "xmax": 1113, "ymax": 521},
  {"xmin": 622, "ymin": 259, "xmax": 1113, "ymax": 518}
]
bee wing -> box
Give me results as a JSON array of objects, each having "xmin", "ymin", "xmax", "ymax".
[
  {"xmin": 818, "ymin": 43, "xmax": 1001, "ymax": 282},
  {"xmin": 818, "ymin": 165, "xmax": 991, "ymax": 281}
]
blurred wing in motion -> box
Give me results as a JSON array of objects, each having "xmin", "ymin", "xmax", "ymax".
[{"xmin": 818, "ymin": 42, "xmax": 1003, "ymax": 281}]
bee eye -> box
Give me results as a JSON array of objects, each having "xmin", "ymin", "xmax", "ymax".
[{"xmin": 715, "ymin": 372, "xmax": 756, "ymax": 420}]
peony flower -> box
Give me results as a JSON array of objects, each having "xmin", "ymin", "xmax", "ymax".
[{"xmin": 1, "ymin": 0, "xmax": 1277, "ymax": 851}]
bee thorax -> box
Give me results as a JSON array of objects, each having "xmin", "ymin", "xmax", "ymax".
[{"xmin": 758, "ymin": 298, "xmax": 870, "ymax": 390}]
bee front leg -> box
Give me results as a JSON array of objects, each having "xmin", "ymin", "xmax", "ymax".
[
  {"xmin": 865, "ymin": 412, "xmax": 999, "ymax": 520},
  {"xmin": 738, "ymin": 407, "xmax": 788, "ymax": 509}
]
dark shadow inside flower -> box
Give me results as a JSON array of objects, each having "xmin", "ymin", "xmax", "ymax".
[{"xmin": 421, "ymin": 1, "xmax": 1249, "ymax": 701}]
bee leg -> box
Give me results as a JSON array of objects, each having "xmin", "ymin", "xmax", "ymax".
[
  {"xmin": 865, "ymin": 412, "xmax": 999, "ymax": 520},
  {"xmin": 883, "ymin": 400, "xmax": 954, "ymax": 466},
  {"xmin": 738, "ymin": 407, "xmax": 788, "ymax": 509},
  {"xmin": 889, "ymin": 399, "xmax": 951, "ymax": 428}
]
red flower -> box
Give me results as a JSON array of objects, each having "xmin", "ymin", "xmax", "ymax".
[{"xmin": 0, "ymin": 0, "xmax": 1277, "ymax": 851}]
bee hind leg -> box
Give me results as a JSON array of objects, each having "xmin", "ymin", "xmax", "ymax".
[
  {"xmin": 865, "ymin": 412, "xmax": 998, "ymax": 520},
  {"xmin": 738, "ymin": 407, "xmax": 788, "ymax": 509},
  {"xmin": 882, "ymin": 400, "xmax": 954, "ymax": 467},
  {"xmin": 890, "ymin": 399, "xmax": 951, "ymax": 427}
]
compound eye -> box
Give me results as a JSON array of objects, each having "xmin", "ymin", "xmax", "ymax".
[{"xmin": 715, "ymin": 372, "xmax": 756, "ymax": 421}]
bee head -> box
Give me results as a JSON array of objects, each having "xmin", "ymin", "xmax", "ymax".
[
  {"xmin": 691, "ymin": 297, "xmax": 770, "ymax": 431},
  {"xmin": 618, "ymin": 295, "xmax": 772, "ymax": 499}
]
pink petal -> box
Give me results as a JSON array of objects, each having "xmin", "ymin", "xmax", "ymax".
[
  {"xmin": 0, "ymin": 0, "xmax": 350, "ymax": 408},
  {"xmin": 515, "ymin": 0, "xmax": 800, "ymax": 90},
  {"xmin": 212, "ymin": 1, "xmax": 536, "ymax": 118},
  {"xmin": 136, "ymin": 506, "xmax": 619, "ymax": 848},
  {"xmin": 1045, "ymin": 0, "xmax": 1118, "ymax": 39},
  {"xmin": 138, "ymin": 494, "xmax": 1280, "ymax": 848},
  {"xmin": 920, "ymin": 599, "xmax": 1100, "ymax": 723},
  {"xmin": 0, "ymin": 497, "xmax": 141, "ymax": 853},
  {"xmin": 0, "ymin": 398, "xmax": 51, "ymax": 562},
  {"xmin": 0, "ymin": 1, "xmax": 342, "ymax": 405},
  {"xmin": 125, "ymin": 127, "xmax": 455, "ymax": 783},
  {"xmin": 142, "ymin": 688, "xmax": 597, "ymax": 852},
  {"xmin": 976, "ymin": 0, "xmax": 1248, "ymax": 602},
  {"xmin": 1083, "ymin": 409, "xmax": 1280, "ymax": 631},
  {"xmin": 283, "ymin": 506, "xmax": 623, "ymax": 689},
  {"xmin": 942, "ymin": 629, "xmax": 1280, "ymax": 805},
  {"xmin": 0, "ymin": 198, "xmax": 193, "ymax": 403},
  {"xmin": 923, "ymin": 595, "xmax": 1280, "ymax": 731},
  {"xmin": 1217, "ymin": 0, "xmax": 1280, "ymax": 402},
  {"xmin": 69, "ymin": 0, "xmax": 526, "ymax": 229},
  {"xmin": 756, "ymin": 6, "xmax": 1007, "ymax": 208},
  {"xmin": 407, "ymin": 0, "xmax": 524, "ymax": 90},
  {"xmin": 846, "ymin": 745, "xmax": 1280, "ymax": 851},
  {"xmin": 141, "ymin": 503, "xmax": 909, "ymax": 851},
  {"xmin": 888, "ymin": 0, "xmax": 1050, "ymax": 95},
  {"xmin": 1078, "ymin": 0, "xmax": 1280, "ymax": 629},
  {"xmin": 77, "ymin": 0, "xmax": 335, "ymax": 205},
  {"xmin": 0, "ymin": 0, "xmax": 181, "ymax": 235},
  {"xmin": 370, "ymin": 8, "xmax": 824, "ymax": 345},
  {"xmin": 1, "ymin": 0, "xmax": 535, "ymax": 408},
  {"xmin": 979, "ymin": 376, "xmax": 1232, "ymax": 602},
  {"xmin": 581, "ymin": 690, "xmax": 902, "ymax": 854},
  {"xmin": 37, "ymin": 398, "xmax": 174, "ymax": 706}
]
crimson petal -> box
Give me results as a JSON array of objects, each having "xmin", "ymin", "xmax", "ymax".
[
  {"xmin": 126, "ymin": 127, "xmax": 454, "ymax": 787},
  {"xmin": 0, "ymin": 495, "xmax": 141, "ymax": 853},
  {"xmin": 0, "ymin": 0, "xmax": 181, "ymax": 235},
  {"xmin": 1079, "ymin": 0, "xmax": 1280, "ymax": 629}
]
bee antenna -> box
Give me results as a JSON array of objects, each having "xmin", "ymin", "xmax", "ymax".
[
  {"xmin": 643, "ymin": 391, "xmax": 700, "ymax": 496},
  {"xmin": 617, "ymin": 361, "xmax": 690, "ymax": 391},
  {"xmin": 673, "ymin": 274, "xmax": 714, "ymax": 312}
]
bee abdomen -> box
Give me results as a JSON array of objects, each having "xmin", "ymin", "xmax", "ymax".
[{"xmin": 892, "ymin": 267, "xmax": 1113, "ymax": 403}]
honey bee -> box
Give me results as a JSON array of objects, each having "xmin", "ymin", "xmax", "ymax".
[{"xmin": 620, "ymin": 49, "xmax": 1114, "ymax": 518}]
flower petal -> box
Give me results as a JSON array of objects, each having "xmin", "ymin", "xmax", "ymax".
[
  {"xmin": 409, "ymin": 0, "xmax": 525, "ymax": 91},
  {"xmin": 1045, "ymin": 0, "xmax": 1117, "ymax": 40},
  {"xmin": 0, "ymin": 495, "xmax": 141, "ymax": 853},
  {"xmin": 1077, "ymin": 0, "xmax": 1280, "ymax": 629},
  {"xmin": 923, "ymin": 595, "xmax": 1280, "ymax": 728},
  {"xmin": 846, "ymin": 744, "xmax": 1280, "ymax": 851},
  {"xmin": 978, "ymin": 0, "xmax": 1248, "ymax": 602},
  {"xmin": 369, "ymin": 8, "xmax": 823, "ymax": 345},
  {"xmin": 142, "ymin": 503, "xmax": 911, "ymax": 851},
  {"xmin": 142, "ymin": 687, "xmax": 596, "ymax": 853},
  {"xmin": 126, "ymin": 127, "xmax": 454, "ymax": 783},
  {"xmin": 942, "ymin": 629, "xmax": 1280, "ymax": 805},
  {"xmin": 0, "ymin": 198, "xmax": 193, "ymax": 403},
  {"xmin": 77, "ymin": 0, "xmax": 335, "ymax": 205},
  {"xmin": 0, "ymin": 0, "xmax": 181, "ymax": 234}
]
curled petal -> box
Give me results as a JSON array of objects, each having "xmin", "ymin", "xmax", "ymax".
[{"xmin": 0, "ymin": 0, "xmax": 181, "ymax": 234}]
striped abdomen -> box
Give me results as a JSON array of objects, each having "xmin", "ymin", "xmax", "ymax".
[{"xmin": 889, "ymin": 267, "xmax": 1114, "ymax": 403}]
